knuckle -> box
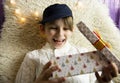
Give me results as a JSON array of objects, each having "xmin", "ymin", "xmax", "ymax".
[{"xmin": 51, "ymin": 66, "xmax": 58, "ymax": 71}]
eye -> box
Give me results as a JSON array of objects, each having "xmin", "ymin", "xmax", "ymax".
[
  {"xmin": 49, "ymin": 26, "xmax": 57, "ymax": 30},
  {"xmin": 50, "ymin": 27, "xmax": 57, "ymax": 30},
  {"xmin": 64, "ymin": 27, "xmax": 70, "ymax": 30}
]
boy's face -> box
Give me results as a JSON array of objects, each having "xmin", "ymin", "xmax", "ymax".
[{"xmin": 44, "ymin": 18, "xmax": 73, "ymax": 49}]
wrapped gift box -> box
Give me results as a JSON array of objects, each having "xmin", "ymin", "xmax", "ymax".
[
  {"xmin": 52, "ymin": 21, "xmax": 120, "ymax": 78},
  {"xmin": 52, "ymin": 51, "xmax": 108, "ymax": 78},
  {"xmin": 77, "ymin": 21, "xmax": 120, "ymax": 72}
]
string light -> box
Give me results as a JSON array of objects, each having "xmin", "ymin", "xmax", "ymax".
[
  {"xmin": 15, "ymin": 9, "xmax": 21, "ymax": 15},
  {"xmin": 9, "ymin": 0, "xmax": 82, "ymax": 24},
  {"xmin": 10, "ymin": 0, "xmax": 16, "ymax": 6},
  {"xmin": 34, "ymin": 11, "xmax": 39, "ymax": 17},
  {"xmin": 20, "ymin": 17, "xmax": 26, "ymax": 23},
  {"xmin": 33, "ymin": 11, "xmax": 40, "ymax": 20},
  {"xmin": 75, "ymin": 0, "xmax": 84, "ymax": 9},
  {"xmin": 77, "ymin": 1, "xmax": 83, "ymax": 7}
]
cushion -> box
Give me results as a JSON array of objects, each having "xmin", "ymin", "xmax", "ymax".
[{"xmin": 0, "ymin": 0, "xmax": 120, "ymax": 83}]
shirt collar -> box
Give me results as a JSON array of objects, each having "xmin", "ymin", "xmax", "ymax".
[{"xmin": 43, "ymin": 41, "xmax": 71, "ymax": 56}]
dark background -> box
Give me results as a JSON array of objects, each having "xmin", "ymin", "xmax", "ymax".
[{"xmin": 0, "ymin": 0, "xmax": 5, "ymax": 34}]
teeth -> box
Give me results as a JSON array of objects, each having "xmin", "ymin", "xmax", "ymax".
[
  {"xmin": 53, "ymin": 39, "xmax": 65, "ymax": 42},
  {"xmin": 56, "ymin": 40, "xmax": 62, "ymax": 42}
]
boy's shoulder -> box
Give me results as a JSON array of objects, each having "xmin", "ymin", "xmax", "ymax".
[
  {"xmin": 25, "ymin": 44, "xmax": 52, "ymax": 58},
  {"xmin": 26, "ymin": 48, "xmax": 46, "ymax": 56},
  {"xmin": 25, "ymin": 49, "xmax": 41, "ymax": 59},
  {"xmin": 24, "ymin": 48, "xmax": 48, "ymax": 62},
  {"xmin": 27, "ymin": 49, "xmax": 39, "ymax": 54}
]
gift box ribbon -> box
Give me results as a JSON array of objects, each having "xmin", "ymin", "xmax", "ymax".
[{"xmin": 93, "ymin": 30, "xmax": 112, "ymax": 50}]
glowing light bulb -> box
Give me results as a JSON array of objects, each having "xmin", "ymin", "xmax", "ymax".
[
  {"xmin": 34, "ymin": 11, "xmax": 39, "ymax": 17},
  {"xmin": 20, "ymin": 17, "xmax": 26, "ymax": 23},
  {"xmin": 33, "ymin": 11, "xmax": 40, "ymax": 20},
  {"xmin": 10, "ymin": 0, "xmax": 16, "ymax": 5},
  {"xmin": 77, "ymin": 1, "xmax": 83, "ymax": 7},
  {"xmin": 15, "ymin": 9, "xmax": 21, "ymax": 15},
  {"xmin": 74, "ymin": 1, "xmax": 84, "ymax": 10}
]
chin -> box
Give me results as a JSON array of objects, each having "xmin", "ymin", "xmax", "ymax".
[
  {"xmin": 54, "ymin": 42, "xmax": 66, "ymax": 49},
  {"xmin": 54, "ymin": 44, "xmax": 64, "ymax": 49}
]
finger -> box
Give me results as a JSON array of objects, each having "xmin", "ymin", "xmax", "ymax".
[
  {"xmin": 49, "ymin": 77, "xmax": 65, "ymax": 83},
  {"xmin": 102, "ymin": 67, "xmax": 112, "ymax": 82},
  {"xmin": 43, "ymin": 66, "xmax": 59, "ymax": 80},
  {"xmin": 119, "ymin": 70, "xmax": 120, "ymax": 74},
  {"xmin": 95, "ymin": 72, "xmax": 103, "ymax": 83},
  {"xmin": 108, "ymin": 62, "xmax": 118, "ymax": 77},
  {"xmin": 41, "ymin": 61, "xmax": 52, "ymax": 74}
]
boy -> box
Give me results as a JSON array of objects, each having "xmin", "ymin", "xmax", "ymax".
[{"xmin": 15, "ymin": 4, "xmax": 118, "ymax": 83}]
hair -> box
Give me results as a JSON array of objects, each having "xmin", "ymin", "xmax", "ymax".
[
  {"xmin": 63, "ymin": 16, "xmax": 73, "ymax": 31},
  {"xmin": 44, "ymin": 16, "xmax": 74, "ymax": 31}
]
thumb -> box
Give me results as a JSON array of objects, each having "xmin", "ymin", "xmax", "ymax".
[{"xmin": 95, "ymin": 72, "xmax": 103, "ymax": 83}]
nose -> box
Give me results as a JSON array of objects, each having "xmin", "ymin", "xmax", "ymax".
[{"xmin": 57, "ymin": 28, "xmax": 64, "ymax": 37}]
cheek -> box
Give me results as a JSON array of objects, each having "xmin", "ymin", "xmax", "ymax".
[
  {"xmin": 45, "ymin": 30, "xmax": 56, "ymax": 38},
  {"xmin": 50, "ymin": 30, "xmax": 56, "ymax": 36},
  {"xmin": 66, "ymin": 31, "xmax": 72, "ymax": 37}
]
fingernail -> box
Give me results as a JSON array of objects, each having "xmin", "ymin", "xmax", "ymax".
[
  {"xmin": 52, "ymin": 66, "xmax": 58, "ymax": 70},
  {"xmin": 55, "ymin": 65, "xmax": 60, "ymax": 69}
]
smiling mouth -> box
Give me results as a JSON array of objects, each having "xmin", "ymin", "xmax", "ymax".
[{"xmin": 53, "ymin": 39, "xmax": 65, "ymax": 43}]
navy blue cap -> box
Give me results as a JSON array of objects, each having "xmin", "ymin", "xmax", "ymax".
[{"xmin": 40, "ymin": 4, "xmax": 73, "ymax": 24}]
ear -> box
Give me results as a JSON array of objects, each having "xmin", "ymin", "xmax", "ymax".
[
  {"xmin": 39, "ymin": 24, "xmax": 45, "ymax": 34},
  {"xmin": 39, "ymin": 24, "xmax": 46, "ymax": 38}
]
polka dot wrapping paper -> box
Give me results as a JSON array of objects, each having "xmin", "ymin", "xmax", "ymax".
[{"xmin": 52, "ymin": 51, "xmax": 108, "ymax": 78}]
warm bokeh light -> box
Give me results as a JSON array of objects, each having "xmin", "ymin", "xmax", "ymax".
[
  {"xmin": 20, "ymin": 17, "xmax": 26, "ymax": 23},
  {"xmin": 34, "ymin": 11, "xmax": 39, "ymax": 17},
  {"xmin": 15, "ymin": 9, "xmax": 21, "ymax": 15},
  {"xmin": 10, "ymin": 0, "xmax": 16, "ymax": 5}
]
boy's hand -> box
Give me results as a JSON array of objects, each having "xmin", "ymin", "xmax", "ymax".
[
  {"xmin": 95, "ymin": 62, "xmax": 119, "ymax": 83},
  {"xmin": 35, "ymin": 61, "xmax": 65, "ymax": 83}
]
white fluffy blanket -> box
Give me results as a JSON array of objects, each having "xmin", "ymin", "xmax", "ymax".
[{"xmin": 0, "ymin": 0, "xmax": 120, "ymax": 83}]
